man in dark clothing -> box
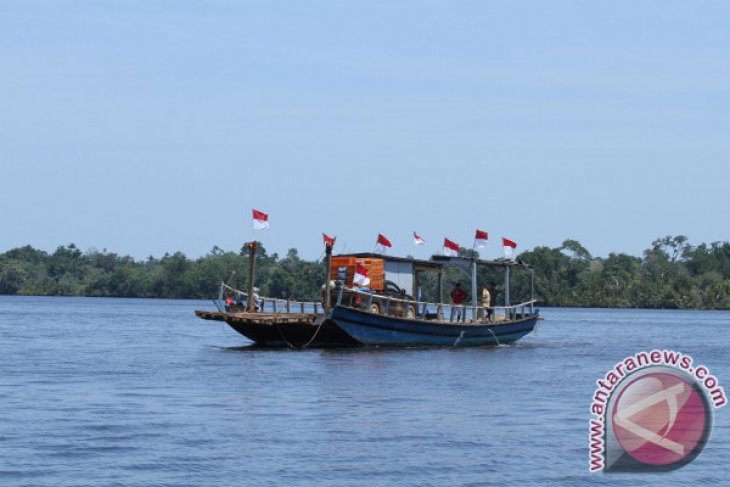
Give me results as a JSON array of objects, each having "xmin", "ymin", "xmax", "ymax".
[{"xmin": 450, "ymin": 283, "xmax": 468, "ymax": 322}]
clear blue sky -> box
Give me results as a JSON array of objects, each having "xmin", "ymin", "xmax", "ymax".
[{"xmin": 2, "ymin": 1, "xmax": 728, "ymax": 261}]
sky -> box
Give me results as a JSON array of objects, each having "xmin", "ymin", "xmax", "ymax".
[{"xmin": 1, "ymin": 1, "xmax": 728, "ymax": 262}]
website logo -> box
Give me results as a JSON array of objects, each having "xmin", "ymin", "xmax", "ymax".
[{"xmin": 589, "ymin": 350, "xmax": 726, "ymax": 473}]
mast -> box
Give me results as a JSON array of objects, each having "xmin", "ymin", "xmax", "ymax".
[
  {"xmin": 247, "ymin": 241, "xmax": 257, "ymax": 312},
  {"xmin": 471, "ymin": 257, "xmax": 478, "ymax": 316},
  {"xmin": 324, "ymin": 243, "xmax": 333, "ymax": 312},
  {"xmin": 504, "ymin": 263, "xmax": 511, "ymax": 311}
]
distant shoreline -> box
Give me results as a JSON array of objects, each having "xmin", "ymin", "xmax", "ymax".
[
  {"xmin": 1, "ymin": 236, "xmax": 728, "ymax": 310},
  {"xmin": 2, "ymin": 294, "xmax": 728, "ymax": 312}
]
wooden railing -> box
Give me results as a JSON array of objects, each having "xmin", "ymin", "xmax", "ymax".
[
  {"xmin": 336, "ymin": 286, "xmax": 537, "ymax": 324},
  {"xmin": 219, "ymin": 283, "xmax": 324, "ymax": 314},
  {"xmin": 219, "ymin": 282, "xmax": 537, "ymax": 323}
]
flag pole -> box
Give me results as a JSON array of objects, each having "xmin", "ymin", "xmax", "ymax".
[
  {"xmin": 471, "ymin": 255, "xmax": 478, "ymax": 318},
  {"xmin": 247, "ymin": 241, "xmax": 257, "ymax": 312},
  {"xmin": 324, "ymin": 243, "xmax": 333, "ymax": 313},
  {"xmin": 504, "ymin": 264, "xmax": 511, "ymax": 318},
  {"xmin": 249, "ymin": 220, "xmax": 256, "ymax": 310}
]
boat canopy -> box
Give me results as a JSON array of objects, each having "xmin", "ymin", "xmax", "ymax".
[
  {"xmin": 334, "ymin": 252, "xmax": 533, "ymax": 307},
  {"xmin": 341, "ymin": 252, "xmax": 532, "ymax": 269}
]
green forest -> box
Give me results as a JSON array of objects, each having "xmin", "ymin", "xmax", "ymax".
[{"xmin": 1, "ymin": 235, "xmax": 729, "ymax": 309}]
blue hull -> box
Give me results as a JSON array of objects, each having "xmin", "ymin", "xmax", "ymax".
[{"xmin": 329, "ymin": 306, "xmax": 539, "ymax": 347}]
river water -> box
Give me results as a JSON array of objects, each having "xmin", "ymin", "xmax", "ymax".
[{"xmin": 0, "ymin": 296, "xmax": 728, "ymax": 486}]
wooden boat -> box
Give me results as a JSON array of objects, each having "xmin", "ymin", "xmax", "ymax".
[
  {"xmin": 324, "ymin": 253, "xmax": 539, "ymax": 347},
  {"xmin": 195, "ymin": 291, "xmax": 359, "ymax": 348},
  {"xmin": 195, "ymin": 245, "xmax": 540, "ymax": 348},
  {"xmin": 328, "ymin": 306, "xmax": 537, "ymax": 347},
  {"xmin": 195, "ymin": 241, "xmax": 357, "ymax": 348}
]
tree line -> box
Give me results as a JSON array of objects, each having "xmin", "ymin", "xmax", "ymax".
[
  {"xmin": 0, "ymin": 235, "xmax": 728, "ymax": 309},
  {"xmin": 513, "ymin": 236, "xmax": 730, "ymax": 309}
]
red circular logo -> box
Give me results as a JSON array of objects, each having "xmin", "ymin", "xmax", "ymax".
[{"xmin": 611, "ymin": 371, "xmax": 709, "ymax": 466}]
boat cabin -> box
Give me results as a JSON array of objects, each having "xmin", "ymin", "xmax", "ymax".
[{"xmin": 329, "ymin": 252, "xmax": 535, "ymax": 321}]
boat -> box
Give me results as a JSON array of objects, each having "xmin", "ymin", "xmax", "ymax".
[
  {"xmin": 324, "ymin": 252, "xmax": 539, "ymax": 347},
  {"xmin": 195, "ymin": 243, "xmax": 540, "ymax": 348},
  {"xmin": 195, "ymin": 242, "xmax": 359, "ymax": 348},
  {"xmin": 329, "ymin": 305, "xmax": 536, "ymax": 346},
  {"xmin": 194, "ymin": 290, "xmax": 359, "ymax": 348}
]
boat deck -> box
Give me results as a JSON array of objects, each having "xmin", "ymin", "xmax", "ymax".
[
  {"xmin": 195, "ymin": 308, "xmax": 528, "ymax": 327},
  {"xmin": 195, "ymin": 310, "xmax": 319, "ymax": 325}
]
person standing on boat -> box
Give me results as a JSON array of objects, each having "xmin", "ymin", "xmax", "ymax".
[
  {"xmin": 481, "ymin": 285, "xmax": 493, "ymax": 322},
  {"xmin": 450, "ymin": 283, "xmax": 467, "ymax": 322},
  {"xmin": 251, "ymin": 287, "xmax": 261, "ymax": 312}
]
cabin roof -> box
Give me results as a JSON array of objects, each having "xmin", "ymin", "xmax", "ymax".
[
  {"xmin": 430, "ymin": 255, "xmax": 533, "ymax": 269},
  {"xmin": 335, "ymin": 253, "xmax": 531, "ymax": 270}
]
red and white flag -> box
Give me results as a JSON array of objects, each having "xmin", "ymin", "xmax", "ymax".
[
  {"xmin": 353, "ymin": 262, "xmax": 371, "ymax": 287},
  {"xmin": 375, "ymin": 233, "xmax": 392, "ymax": 254},
  {"xmin": 502, "ymin": 237, "xmax": 517, "ymax": 258},
  {"xmin": 252, "ymin": 209, "xmax": 269, "ymax": 230},
  {"xmin": 443, "ymin": 238, "xmax": 460, "ymax": 257},
  {"xmin": 413, "ymin": 231, "xmax": 425, "ymax": 246},
  {"xmin": 323, "ymin": 233, "xmax": 336, "ymax": 248},
  {"xmin": 474, "ymin": 229, "xmax": 489, "ymax": 248}
]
